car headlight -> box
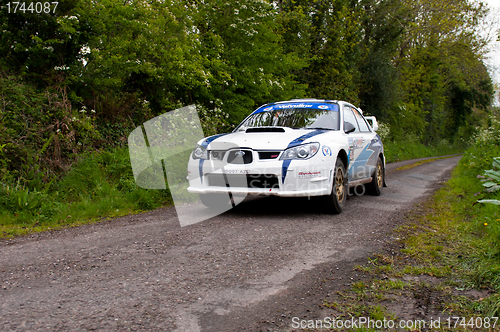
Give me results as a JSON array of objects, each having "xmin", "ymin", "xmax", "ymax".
[
  {"xmin": 280, "ymin": 143, "xmax": 320, "ymax": 160},
  {"xmin": 192, "ymin": 145, "xmax": 209, "ymax": 160}
]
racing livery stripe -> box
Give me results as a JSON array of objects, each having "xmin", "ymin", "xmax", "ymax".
[
  {"xmin": 281, "ymin": 160, "xmax": 292, "ymax": 184},
  {"xmin": 350, "ymin": 144, "xmax": 373, "ymax": 170},
  {"xmin": 281, "ymin": 129, "xmax": 327, "ymax": 184},
  {"xmin": 199, "ymin": 159, "xmax": 204, "ymax": 183},
  {"xmin": 201, "ymin": 133, "xmax": 228, "ymax": 148},
  {"xmin": 285, "ymin": 129, "xmax": 327, "ymax": 149},
  {"xmin": 348, "ymin": 136, "xmax": 381, "ymax": 178},
  {"xmin": 367, "ymin": 134, "xmax": 383, "ymax": 165}
]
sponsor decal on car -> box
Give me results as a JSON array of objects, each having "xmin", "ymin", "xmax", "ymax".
[
  {"xmin": 348, "ymin": 137, "xmax": 364, "ymax": 149},
  {"xmin": 322, "ymin": 145, "xmax": 332, "ymax": 156},
  {"xmin": 276, "ymin": 103, "xmax": 314, "ymax": 109},
  {"xmin": 252, "ymin": 102, "xmax": 339, "ymax": 114},
  {"xmin": 298, "ymin": 171, "xmax": 322, "ymax": 178}
]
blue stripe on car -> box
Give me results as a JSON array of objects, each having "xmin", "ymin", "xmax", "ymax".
[
  {"xmin": 281, "ymin": 160, "xmax": 292, "ymax": 184},
  {"xmin": 201, "ymin": 133, "xmax": 228, "ymax": 148},
  {"xmin": 281, "ymin": 129, "xmax": 327, "ymax": 184},
  {"xmin": 348, "ymin": 140, "xmax": 378, "ymax": 178},
  {"xmin": 199, "ymin": 159, "xmax": 204, "ymax": 183}
]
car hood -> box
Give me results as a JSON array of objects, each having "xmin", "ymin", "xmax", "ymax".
[{"xmin": 200, "ymin": 128, "xmax": 336, "ymax": 151}]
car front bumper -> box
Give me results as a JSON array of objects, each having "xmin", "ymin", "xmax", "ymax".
[{"xmin": 187, "ymin": 158, "xmax": 334, "ymax": 197}]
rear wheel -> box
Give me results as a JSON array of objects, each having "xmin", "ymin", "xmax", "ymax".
[
  {"xmin": 323, "ymin": 157, "xmax": 347, "ymax": 214},
  {"xmin": 366, "ymin": 156, "xmax": 384, "ymax": 196}
]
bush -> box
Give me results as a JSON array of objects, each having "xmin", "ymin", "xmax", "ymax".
[{"xmin": 461, "ymin": 116, "xmax": 500, "ymax": 176}]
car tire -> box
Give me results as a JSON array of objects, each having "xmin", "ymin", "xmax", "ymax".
[
  {"xmin": 199, "ymin": 193, "xmax": 232, "ymax": 209},
  {"xmin": 366, "ymin": 156, "xmax": 384, "ymax": 196},
  {"xmin": 323, "ymin": 157, "xmax": 347, "ymax": 214}
]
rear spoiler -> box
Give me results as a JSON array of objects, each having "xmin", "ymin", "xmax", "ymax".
[{"xmin": 364, "ymin": 116, "xmax": 378, "ymax": 131}]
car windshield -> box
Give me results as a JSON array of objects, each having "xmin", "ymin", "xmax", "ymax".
[{"xmin": 236, "ymin": 108, "xmax": 340, "ymax": 131}]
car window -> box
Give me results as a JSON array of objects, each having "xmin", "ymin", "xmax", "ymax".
[
  {"xmin": 237, "ymin": 108, "xmax": 340, "ymax": 131},
  {"xmin": 310, "ymin": 112, "xmax": 338, "ymax": 130},
  {"xmin": 352, "ymin": 108, "xmax": 371, "ymax": 132},
  {"xmin": 343, "ymin": 106, "xmax": 360, "ymax": 132}
]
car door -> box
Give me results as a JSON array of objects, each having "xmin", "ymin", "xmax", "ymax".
[
  {"xmin": 352, "ymin": 108, "xmax": 379, "ymax": 178},
  {"xmin": 343, "ymin": 105, "xmax": 370, "ymax": 181},
  {"xmin": 352, "ymin": 108, "xmax": 377, "ymax": 178}
]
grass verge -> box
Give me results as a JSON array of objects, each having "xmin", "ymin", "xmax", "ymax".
[
  {"xmin": 394, "ymin": 155, "xmax": 460, "ymax": 172},
  {"xmin": 318, "ymin": 158, "xmax": 500, "ymax": 331},
  {"xmin": 383, "ymin": 139, "xmax": 462, "ymax": 164},
  {"xmin": 0, "ymin": 148, "xmax": 172, "ymax": 238}
]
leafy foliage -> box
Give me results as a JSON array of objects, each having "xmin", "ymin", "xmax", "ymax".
[
  {"xmin": 457, "ymin": 114, "xmax": 500, "ymax": 247},
  {"xmin": 478, "ymin": 157, "xmax": 500, "ymax": 206},
  {"xmin": 0, "ymin": 0, "xmax": 497, "ymax": 232}
]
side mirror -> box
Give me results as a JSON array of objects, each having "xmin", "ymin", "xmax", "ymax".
[
  {"xmin": 344, "ymin": 121, "xmax": 356, "ymax": 134},
  {"xmin": 364, "ymin": 116, "xmax": 378, "ymax": 131}
]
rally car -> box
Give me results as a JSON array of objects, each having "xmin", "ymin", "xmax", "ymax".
[{"xmin": 186, "ymin": 99, "xmax": 385, "ymax": 214}]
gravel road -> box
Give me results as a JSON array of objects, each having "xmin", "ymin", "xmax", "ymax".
[{"xmin": 0, "ymin": 156, "xmax": 461, "ymax": 331}]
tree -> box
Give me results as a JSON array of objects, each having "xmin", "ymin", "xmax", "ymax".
[
  {"xmin": 276, "ymin": 0, "xmax": 364, "ymax": 102},
  {"xmin": 192, "ymin": 0, "xmax": 307, "ymax": 122}
]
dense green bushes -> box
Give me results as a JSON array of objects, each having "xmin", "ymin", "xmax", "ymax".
[
  {"xmin": 0, "ymin": 0, "xmax": 496, "ymax": 235},
  {"xmin": 383, "ymin": 135, "xmax": 461, "ymax": 163},
  {"xmin": 461, "ymin": 115, "xmax": 500, "ymax": 246},
  {"xmin": 0, "ymin": 147, "xmax": 172, "ymax": 236},
  {"xmin": 1, "ymin": 0, "xmax": 493, "ymax": 171},
  {"xmin": 431, "ymin": 112, "xmax": 500, "ymax": 314}
]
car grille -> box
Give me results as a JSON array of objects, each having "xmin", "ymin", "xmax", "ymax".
[
  {"xmin": 258, "ymin": 151, "xmax": 280, "ymax": 159},
  {"xmin": 227, "ymin": 150, "xmax": 253, "ymax": 164},
  {"xmin": 207, "ymin": 174, "xmax": 279, "ymax": 189}
]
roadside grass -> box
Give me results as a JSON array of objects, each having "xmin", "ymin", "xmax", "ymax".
[
  {"xmin": 383, "ymin": 139, "xmax": 462, "ymax": 164},
  {"xmin": 320, "ymin": 157, "xmax": 500, "ymax": 330},
  {"xmin": 394, "ymin": 155, "xmax": 459, "ymax": 172},
  {"xmin": 0, "ymin": 148, "xmax": 172, "ymax": 238},
  {"xmin": 0, "ymin": 135, "xmax": 464, "ymax": 239}
]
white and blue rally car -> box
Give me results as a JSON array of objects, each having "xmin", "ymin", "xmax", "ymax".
[{"xmin": 187, "ymin": 99, "xmax": 385, "ymax": 213}]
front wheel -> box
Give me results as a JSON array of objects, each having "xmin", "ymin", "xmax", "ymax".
[
  {"xmin": 323, "ymin": 157, "xmax": 347, "ymax": 214},
  {"xmin": 366, "ymin": 156, "xmax": 384, "ymax": 196}
]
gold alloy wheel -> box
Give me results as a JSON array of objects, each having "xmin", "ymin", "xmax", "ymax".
[
  {"xmin": 335, "ymin": 167, "xmax": 345, "ymax": 202},
  {"xmin": 376, "ymin": 161, "xmax": 383, "ymax": 188}
]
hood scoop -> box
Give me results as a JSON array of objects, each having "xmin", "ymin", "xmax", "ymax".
[{"xmin": 246, "ymin": 127, "xmax": 286, "ymax": 133}]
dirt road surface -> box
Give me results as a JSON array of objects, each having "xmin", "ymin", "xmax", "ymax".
[{"xmin": 0, "ymin": 156, "xmax": 461, "ymax": 331}]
